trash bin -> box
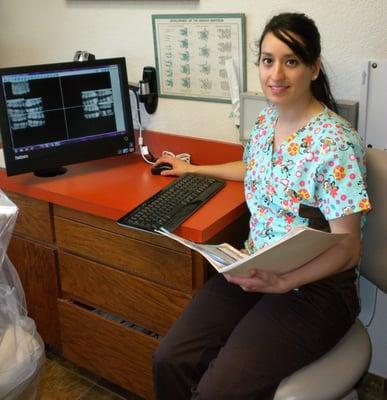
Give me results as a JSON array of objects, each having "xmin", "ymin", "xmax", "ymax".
[{"xmin": 0, "ymin": 192, "xmax": 45, "ymax": 400}]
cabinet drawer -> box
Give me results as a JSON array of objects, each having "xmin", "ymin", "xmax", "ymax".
[
  {"xmin": 55, "ymin": 216, "xmax": 193, "ymax": 291},
  {"xmin": 59, "ymin": 252, "xmax": 191, "ymax": 335},
  {"xmin": 54, "ymin": 204, "xmax": 192, "ymax": 253},
  {"xmin": 4, "ymin": 191, "xmax": 54, "ymax": 243},
  {"xmin": 58, "ymin": 300, "xmax": 157, "ymax": 400}
]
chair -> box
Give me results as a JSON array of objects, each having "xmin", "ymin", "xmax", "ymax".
[{"xmin": 273, "ymin": 148, "xmax": 387, "ymax": 400}]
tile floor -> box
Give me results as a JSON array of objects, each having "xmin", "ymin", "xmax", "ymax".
[
  {"xmin": 36, "ymin": 350, "xmax": 387, "ymax": 400},
  {"xmin": 36, "ymin": 350, "xmax": 143, "ymax": 400}
]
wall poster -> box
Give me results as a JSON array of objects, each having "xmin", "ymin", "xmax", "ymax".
[{"xmin": 152, "ymin": 14, "xmax": 246, "ymax": 103}]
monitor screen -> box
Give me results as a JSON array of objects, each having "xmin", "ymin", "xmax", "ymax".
[{"xmin": 0, "ymin": 57, "xmax": 135, "ymax": 176}]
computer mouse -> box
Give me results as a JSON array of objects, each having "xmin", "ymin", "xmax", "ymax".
[{"xmin": 151, "ymin": 162, "xmax": 173, "ymax": 175}]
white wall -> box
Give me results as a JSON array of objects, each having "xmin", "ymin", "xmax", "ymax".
[{"xmin": 0, "ymin": 0, "xmax": 386, "ymax": 143}]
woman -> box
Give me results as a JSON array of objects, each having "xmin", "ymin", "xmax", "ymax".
[{"xmin": 152, "ymin": 13, "xmax": 371, "ymax": 400}]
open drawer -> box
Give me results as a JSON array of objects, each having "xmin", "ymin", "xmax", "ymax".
[{"xmin": 58, "ymin": 299, "xmax": 158, "ymax": 400}]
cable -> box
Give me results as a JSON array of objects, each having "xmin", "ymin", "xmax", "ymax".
[
  {"xmin": 130, "ymin": 87, "xmax": 154, "ymax": 164},
  {"xmin": 129, "ymin": 87, "xmax": 191, "ymax": 166},
  {"xmin": 161, "ymin": 150, "xmax": 191, "ymax": 164}
]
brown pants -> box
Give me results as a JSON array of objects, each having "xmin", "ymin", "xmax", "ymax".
[{"xmin": 153, "ymin": 270, "xmax": 359, "ymax": 400}]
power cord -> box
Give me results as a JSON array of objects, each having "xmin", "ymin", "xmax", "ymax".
[
  {"xmin": 130, "ymin": 87, "xmax": 154, "ymax": 164},
  {"xmin": 129, "ymin": 87, "xmax": 191, "ymax": 165},
  {"xmin": 160, "ymin": 150, "xmax": 191, "ymax": 164}
]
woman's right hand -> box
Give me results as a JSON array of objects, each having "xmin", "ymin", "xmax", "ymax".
[
  {"xmin": 153, "ymin": 156, "xmax": 197, "ymax": 176},
  {"xmin": 153, "ymin": 158, "xmax": 246, "ymax": 181}
]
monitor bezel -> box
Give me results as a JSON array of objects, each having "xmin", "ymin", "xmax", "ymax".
[{"xmin": 0, "ymin": 57, "xmax": 135, "ymax": 176}]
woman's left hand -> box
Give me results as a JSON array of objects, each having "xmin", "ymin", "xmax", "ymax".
[{"xmin": 224, "ymin": 269, "xmax": 289, "ymax": 294}]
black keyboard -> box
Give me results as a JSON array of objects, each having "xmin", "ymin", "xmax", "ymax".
[{"xmin": 117, "ymin": 173, "xmax": 225, "ymax": 232}]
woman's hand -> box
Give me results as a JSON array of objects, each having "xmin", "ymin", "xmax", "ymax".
[
  {"xmin": 224, "ymin": 269, "xmax": 290, "ymax": 294},
  {"xmin": 152, "ymin": 158, "xmax": 246, "ymax": 181},
  {"xmin": 226, "ymin": 213, "xmax": 363, "ymax": 293},
  {"xmin": 153, "ymin": 156, "xmax": 197, "ymax": 176}
]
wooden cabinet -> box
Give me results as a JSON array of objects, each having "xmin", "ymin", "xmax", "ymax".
[
  {"xmin": 3, "ymin": 194, "xmax": 211, "ymax": 399},
  {"xmin": 2, "ymin": 188, "xmax": 247, "ymax": 400},
  {"xmin": 5, "ymin": 191, "xmax": 61, "ymax": 349},
  {"xmin": 10, "ymin": 192, "xmax": 54, "ymax": 243},
  {"xmin": 8, "ymin": 236, "xmax": 61, "ymax": 349},
  {"xmin": 54, "ymin": 206, "xmax": 206, "ymax": 398},
  {"xmin": 0, "ymin": 135, "xmax": 247, "ymax": 400}
]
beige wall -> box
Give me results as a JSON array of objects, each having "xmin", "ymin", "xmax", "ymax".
[{"xmin": 0, "ymin": 0, "xmax": 386, "ymax": 142}]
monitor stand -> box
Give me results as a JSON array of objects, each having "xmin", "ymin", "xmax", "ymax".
[{"xmin": 34, "ymin": 167, "xmax": 67, "ymax": 178}]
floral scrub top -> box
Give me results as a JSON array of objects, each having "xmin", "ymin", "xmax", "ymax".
[{"xmin": 243, "ymin": 105, "xmax": 371, "ymax": 254}]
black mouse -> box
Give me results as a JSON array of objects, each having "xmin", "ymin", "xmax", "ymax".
[{"xmin": 151, "ymin": 162, "xmax": 173, "ymax": 175}]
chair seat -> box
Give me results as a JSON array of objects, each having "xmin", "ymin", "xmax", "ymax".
[{"xmin": 274, "ymin": 319, "xmax": 371, "ymax": 400}]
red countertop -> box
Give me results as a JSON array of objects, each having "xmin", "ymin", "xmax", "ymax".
[{"xmin": 0, "ymin": 132, "xmax": 247, "ymax": 242}]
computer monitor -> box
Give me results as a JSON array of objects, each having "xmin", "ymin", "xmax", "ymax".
[{"xmin": 0, "ymin": 57, "xmax": 135, "ymax": 176}]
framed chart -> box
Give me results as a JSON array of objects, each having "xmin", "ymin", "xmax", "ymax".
[{"xmin": 152, "ymin": 14, "xmax": 246, "ymax": 103}]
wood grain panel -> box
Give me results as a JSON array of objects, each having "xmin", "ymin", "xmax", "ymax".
[
  {"xmin": 59, "ymin": 252, "xmax": 191, "ymax": 335},
  {"xmin": 5, "ymin": 191, "xmax": 54, "ymax": 243},
  {"xmin": 54, "ymin": 205, "xmax": 190, "ymax": 253},
  {"xmin": 55, "ymin": 216, "xmax": 193, "ymax": 291},
  {"xmin": 8, "ymin": 236, "xmax": 61, "ymax": 349},
  {"xmin": 58, "ymin": 300, "xmax": 157, "ymax": 400}
]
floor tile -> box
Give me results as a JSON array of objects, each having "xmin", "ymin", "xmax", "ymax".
[
  {"xmin": 46, "ymin": 350, "xmax": 100, "ymax": 384},
  {"xmin": 36, "ymin": 358, "xmax": 94, "ymax": 400},
  {"xmin": 38, "ymin": 351, "xmax": 145, "ymax": 400}
]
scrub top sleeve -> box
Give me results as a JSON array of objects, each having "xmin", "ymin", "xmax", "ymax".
[{"xmin": 314, "ymin": 140, "xmax": 371, "ymax": 221}]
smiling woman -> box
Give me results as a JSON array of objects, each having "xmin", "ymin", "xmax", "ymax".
[{"xmin": 152, "ymin": 12, "xmax": 371, "ymax": 400}]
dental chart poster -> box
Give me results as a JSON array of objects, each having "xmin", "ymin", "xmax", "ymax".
[{"xmin": 152, "ymin": 14, "xmax": 246, "ymax": 103}]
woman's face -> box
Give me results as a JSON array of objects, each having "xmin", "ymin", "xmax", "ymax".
[{"xmin": 259, "ymin": 32, "xmax": 320, "ymax": 109}]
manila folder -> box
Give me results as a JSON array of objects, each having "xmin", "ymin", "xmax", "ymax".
[{"xmin": 221, "ymin": 227, "xmax": 348, "ymax": 276}]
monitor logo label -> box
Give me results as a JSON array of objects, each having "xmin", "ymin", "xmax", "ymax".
[{"xmin": 15, "ymin": 154, "xmax": 29, "ymax": 160}]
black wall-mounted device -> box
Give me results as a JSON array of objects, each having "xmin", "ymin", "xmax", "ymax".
[{"xmin": 139, "ymin": 66, "xmax": 158, "ymax": 114}]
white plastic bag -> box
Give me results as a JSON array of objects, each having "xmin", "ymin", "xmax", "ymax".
[{"xmin": 0, "ymin": 191, "xmax": 44, "ymax": 399}]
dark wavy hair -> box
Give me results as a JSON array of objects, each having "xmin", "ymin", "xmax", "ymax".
[{"xmin": 257, "ymin": 13, "xmax": 338, "ymax": 112}]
